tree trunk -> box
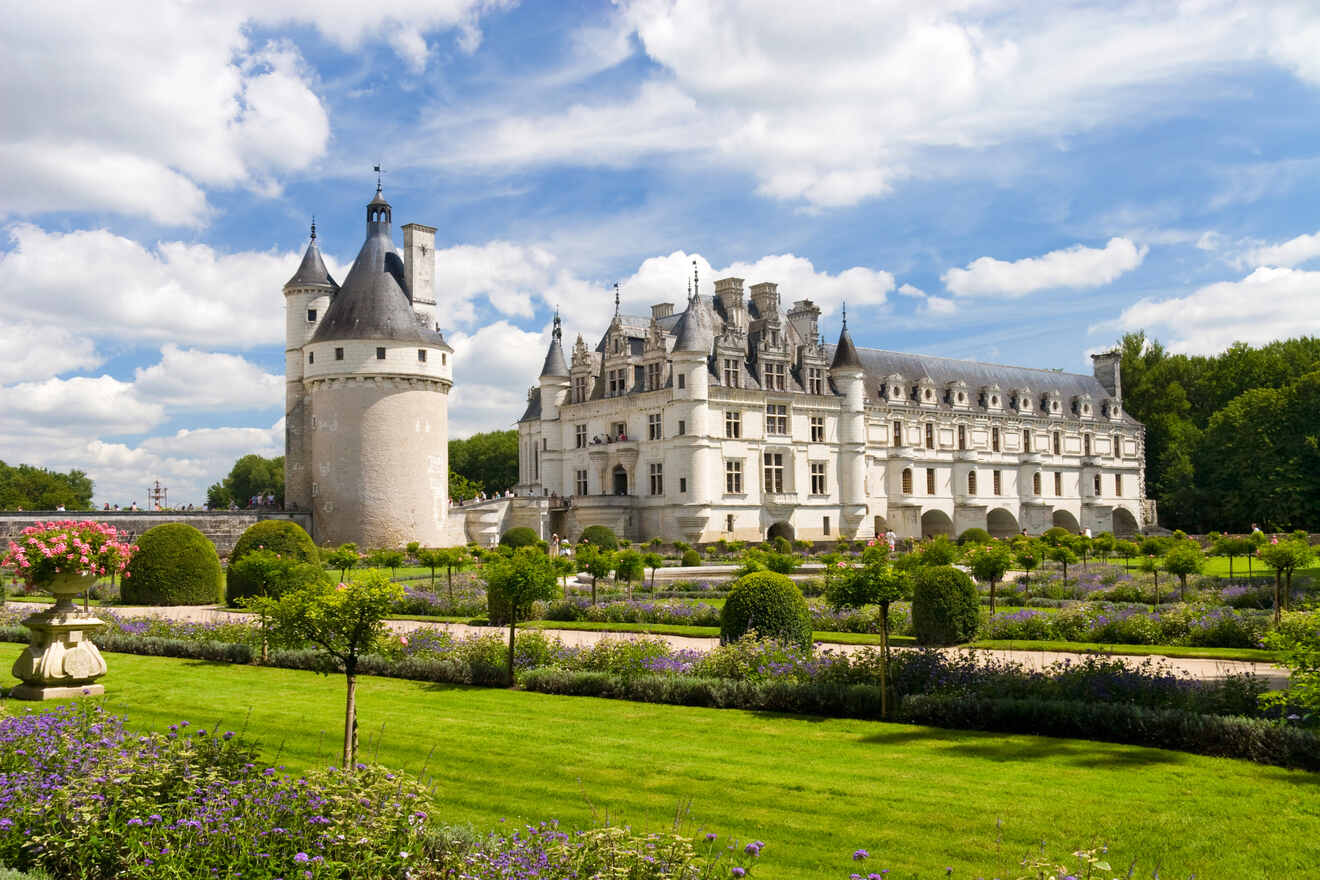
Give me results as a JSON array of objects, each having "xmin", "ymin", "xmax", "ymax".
[
  {"xmin": 1285, "ymin": 570, "xmax": 1293, "ymax": 612},
  {"xmin": 506, "ymin": 619, "xmax": 517, "ymax": 688},
  {"xmin": 1151, "ymin": 572, "xmax": 1159, "ymax": 613},
  {"xmin": 447, "ymin": 566, "xmax": 454, "ymax": 604},
  {"xmin": 591, "ymin": 577, "xmax": 597, "ymax": 605},
  {"xmin": 989, "ymin": 578, "xmax": 997, "ymax": 616},
  {"xmin": 1179, "ymin": 573, "xmax": 1187, "ymax": 601},
  {"xmin": 1228, "ymin": 556, "xmax": 1234, "ymax": 580},
  {"xmin": 343, "ymin": 668, "xmax": 358, "ymax": 769},
  {"xmin": 1273, "ymin": 572, "xmax": 1283, "ymax": 626},
  {"xmin": 879, "ymin": 602, "xmax": 890, "ymax": 720}
]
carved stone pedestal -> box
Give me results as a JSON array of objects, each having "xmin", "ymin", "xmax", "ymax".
[{"xmin": 10, "ymin": 573, "xmax": 108, "ymax": 700}]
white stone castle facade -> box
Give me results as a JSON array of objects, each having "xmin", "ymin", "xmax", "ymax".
[
  {"xmin": 517, "ymin": 276, "xmax": 1149, "ymax": 544},
  {"xmin": 283, "ymin": 187, "xmax": 454, "ymax": 548}
]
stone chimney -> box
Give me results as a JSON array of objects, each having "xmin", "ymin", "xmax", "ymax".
[
  {"xmin": 651, "ymin": 302, "xmax": 674, "ymax": 320},
  {"xmin": 788, "ymin": 299, "xmax": 821, "ymax": 343},
  {"xmin": 1091, "ymin": 351, "xmax": 1122, "ymax": 402},
  {"xmin": 749, "ymin": 282, "xmax": 780, "ymax": 318},
  {"xmin": 715, "ymin": 277, "xmax": 745, "ymax": 330},
  {"xmin": 403, "ymin": 223, "xmax": 437, "ymax": 329}
]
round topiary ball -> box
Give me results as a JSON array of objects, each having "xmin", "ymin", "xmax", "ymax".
[
  {"xmin": 122, "ymin": 523, "xmax": 222, "ymax": 606},
  {"xmin": 579, "ymin": 524, "xmax": 618, "ymax": 550},
  {"xmin": 719, "ymin": 571, "xmax": 812, "ymax": 649},
  {"xmin": 681, "ymin": 548, "xmax": 701, "ymax": 567},
  {"xmin": 226, "ymin": 520, "xmax": 318, "ymax": 606},
  {"xmin": 911, "ymin": 565, "xmax": 979, "ymax": 645},
  {"xmin": 499, "ymin": 526, "xmax": 539, "ymax": 548},
  {"xmin": 957, "ymin": 527, "xmax": 992, "ymax": 546}
]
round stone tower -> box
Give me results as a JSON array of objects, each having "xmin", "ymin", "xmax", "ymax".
[{"xmin": 299, "ymin": 186, "xmax": 454, "ymax": 548}]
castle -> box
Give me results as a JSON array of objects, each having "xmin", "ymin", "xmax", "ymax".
[
  {"xmin": 283, "ymin": 187, "xmax": 453, "ymax": 547},
  {"xmin": 517, "ymin": 274, "xmax": 1150, "ymax": 544}
]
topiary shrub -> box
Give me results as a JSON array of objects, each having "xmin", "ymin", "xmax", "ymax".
[
  {"xmin": 499, "ymin": 526, "xmax": 539, "ymax": 549},
  {"xmin": 911, "ymin": 565, "xmax": 980, "ymax": 645},
  {"xmin": 579, "ymin": 525, "xmax": 618, "ymax": 550},
  {"xmin": 226, "ymin": 520, "xmax": 318, "ymax": 607},
  {"xmin": 1042, "ymin": 526, "xmax": 1072, "ymax": 546},
  {"xmin": 771, "ymin": 535, "xmax": 792, "ymax": 553},
  {"xmin": 122, "ymin": 523, "xmax": 222, "ymax": 606},
  {"xmin": 719, "ymin": 571, "xmax": 812, "ymax": 649},
  {"xmin": 957, "ymin": 527, "xmax": 992, "ymax": 546},
  {"xmin": 681, "ymin": 548, "xmax": 701, "ymax": 567}
]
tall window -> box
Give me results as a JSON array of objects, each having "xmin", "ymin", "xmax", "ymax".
[
  {"xmin": 722, "ymin": 358, "xmax": 740, "ymax": 387},
  {"xmin": 763, "ymin": 452, "xmax": 785, "ymax": 493},
  {"xmin": 607, "ymin": 368, "xmax": 627, "ymax": 396},
  {"xmin": 1054, "ymin": 472, "xmax": 1063, "ymax": 496},
  {"xmin": 677, "ymin": 419, "xmax": 686, "ymax": 435},
  {"xmin": 726, "ymin": 514, "xmax": 735, "ymax": 532},
  {"xmin": 807, "ymin": 367, "xmax": 825, "ymax": 395},
  {"xmin": 901, "ymin": 468, "xmax": 913, "ymax": 494},
  {"xmin": 823, "ymin": 516, "xmax": 831, "ymax": 536},
  {"xmin": 575, "ymin": 469, "xmax": 588, "ymax": 495},
  {"xmin": 335, "ymin": 347, "xmax": 344, "ymax": 361},
  {"xmin": 810, "ymin": 416, "xmax": 825, "ymax": 442},
  {"xmin": 1023, "ymin": 429, "xmax": 1031, "ymax": 452},
  {"xmin": 958, "ymin": 425, "xmax": 967, "ymax": 450},
  {"xmin": 766, "ymin": 404, "xmax": 788, "ymax": 435},
  {"xmin": 926, "ymin": 468, "xmax": 936, "ymax": 494},
  {"xmin": 925, "ymin": 423, "xmax": 935, "ymax": 449},
  {"xmin": 1113, "ymin": 433, "xmax": 1122, "ymax": 459},
  {"xmin": 725, "ymin": 410, "xmax": 741, "ymax": 439},
  {"xmin": 575, "ymin": 424, "xmax": 587, "ymax": 448},
  {"xmin": 1032, "ymin": 472, "xmax": 1042, "ymax": 495},
  {"xmin": 764, "ymin": 361, "xmax": 786, "ymax": 391},
  {"xmin": 573, "ymin": 376, "xmax": 588, "ymax": 403},
  {"xmin": 892, "ymin": 420, "xmax": 903, "ymax": 447},
  {"xmin": 646, "ymin": 362, "xmax": 663, "ymax": 390},
  {"xmin": 679, "ymin": 477, "xmax": 687, "ymax": 493},
  {"xmin": 1052, "ymin": 431, "xmax": 1062, "ymax": 454},
  {"xmin": 967, "ymin": 471, "xmax": 977, "ymax": 495},
  {"xmin": 1094, "ymin": 473, "xmax": 1102, "ymax": 495},
  {"xmin": 648, "ymin": 413, "xmax": 662, "ymax": 441},
  {"xmin": 1084, "ymin": 434, "xmax": 1092, "ymax": 456},
  {"xmin": 725, "ymin": 459, "xmax": 743, "ymax": 494},
  {"xmin": 649, "ymin": 462, "xmax": 664, "ymax": 495},
  {"xmin": 810, "ymin": 462, "xmax": 827, "ymax": 495},
  {"xmin": 677, "ymin": 374, "xmax": 686, "ymax": 390},
  {"xmin": 376, "ymin": 347, "xmax": 386, "ymax": 360},
  {"xmin": 991, "ymin": 427, "xmax": 1000, "ymax": 452},
  {"xmin": 1115, "ymin": 474, "xmax": 1123, "ymax": 496},
  {"xmin": 418, "ymin": 349, "xmax": 427, "ymax": 363},
  {"xmin": 993, "ymin": 469, "xmax": 1002, "ymax": 495}
]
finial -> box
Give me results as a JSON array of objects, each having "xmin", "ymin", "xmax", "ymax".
[
  {"xmin": 692, "ymin": 260, "xmax": 699, "ymax": 301},
  {"xmin": 309, "ymin": 216, "xmax": 316, "ymax": 241},
  {"xmin": 614, "ymin": 282, "xmax": 621, "ymax": 315},
  {"xmin": 841, "ymin": 302, "xmax": 848, "ymax": 331},
  {"xmin": 373, "ymin": 163, "xmax": 386, "ymax": 192},
  {"xmin": 552, "ymin": 306, "xmax": 562, "ymax": 340}
]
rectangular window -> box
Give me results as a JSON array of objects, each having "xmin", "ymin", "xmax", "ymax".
[
  {"xmin": 677, "ymin": 374, "xmax": 686, "ymax": 390},
  {"xmin": 612, "ymin": 422, "xmax": 626, "ymax": 439},
  {"xmin": 1023, "ymin": 429, "xmax": 1031, "ymax": 452},
  {"xmin": 810, "ymin": 461, "xmax": 827, "ymax": 495},
  {"xmin": 763, "ymin": 361, "xmax": 786, "ymax": 391},
  {"xmin": 648, "ymin": 413, "xmax": 662, "ymax": 441},
  {"xmin": 418, "ymin": 349, "xmax": 427, "ymax": 363},
  {"xmin": 723, "ymin": 358, "xmax": 740, "ymax": 387},
  {"xmin": 823, "ymin": 516, "xmax": 831, "ymax": 536},
  {"xmin": 1084, "ymin": 434, "xmax": 1092, "ymax": 456},
  {"xmin": 810, "ymin": 416, "xmax": 825, "ymax": 442},
  {"xmin": 726, "ymin": 513, "xmax": 735, "ymax": 532},
  {"xmin": 311, "ymin": 481, "xmax": 318, "ymax": 497},
  {"xmin": 573, "ymin": 376, "xmax": 588, "ymax": 403},
  {"xmin": 649, "ymin": 462, "xmax": 664, "ymax": 495},
  {"xmin": 607, "ymin": 368, "xmax": 628, "ymax": 396},
  {"xmin": 677, "ymin": 419, "xmax": 686, "ymax": 435},
  {"xmin": 725, "ymin": 460, "xmax": 743, "ymax": 494},
  {"xmin": 646, "ymin": 362, "xmax": 663, "ymax": 390},
  {"xmin": 766, "ymin": 404, "xmax": 788, "ymax": 435},
  {"xmin": 1094, "ymin": 473, "xmax": 1102, "ymax": 495},
  {"xmin": 925, "ymin": 423, "xmax": 935, "ymax": 449},
  {"xmin": 575, "ymin": 469, "xmax": 588, "ymax": 496},
  {"xmin": 575, "ymin": 424, "xmax": 587, "ymax": 449},
  {"xmin": 901, "ymin": 468, "xmax": 913, "ymax": 494},
  {"xmin": 306, "ymin": 308, "xmax": 317, "ymax": 322},
  {"xmin": 1113, "ymin": 433, "xmax": 1122, "ymax": 459},
  {"xmin": 1054, "ymin": 472, "xmax": 1063, "ymax": 496},
  {"xmin": 892, "ymin": 420, "xmax": 902, "ymax": 447},
  {"xmin": 725, "ymin": 410, "xmax": 742, "ymax": 439},
  {"xmin": 926, "ymin": 467, "xmax": 936, "ymax": 495},
  {"xmin": 1115, "ymin": 474, "xmax": 1123, "ymax": 496},
  {"xmin": 307, "ymin": 351, "xmax": 314, "ymax": 364},
  {"xmin": 679, "ymin": 477, "xmax": 687, "ymax": 493},
  {"xmin": 1033, "ymin": 472, "xmax": 1042, "ymax": 495},
  {"xmin": 1053, "ymin": 431, "xmax": 1062, "ymax": 454},
  {"xmin": 807, "ymin": 367, "xmax": 825, "ymax": 395},
  {"xmin": 991, "ymin": 427, "xmax": 1000, "ymax": 452},
  {"xmin": 967, "ymin": 470, "xmax": 977, "ymax": 495},
  {"xmin": 763, "ymin": 452, "xmax": 785, "ymax": 493},
  {"xmin": 376, "ymin": 347, "xmax": 386, "ymax": 360},
  {"xmin": 958, "ymin": 425, "xmax": 967, "ymax": 450},
  {"xmin": 334, "ymin": 347, "xmax": 344, "ymax": 361},
  {"xmin": 441, "ymin": 353, "xmax": 447, "ymax": 365},
  {"xmin": 993, "ymin": 469, "xmax": 1002, "ymax": 495}
]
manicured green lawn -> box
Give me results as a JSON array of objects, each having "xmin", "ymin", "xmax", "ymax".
[{"xmin": 4, "ymin": 652, "xmax": 1314, "ymax": 879}]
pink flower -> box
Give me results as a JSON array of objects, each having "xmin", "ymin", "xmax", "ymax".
[{"xmin": 399, "ymin": 636, "xmax": 409, "ymax": 646}]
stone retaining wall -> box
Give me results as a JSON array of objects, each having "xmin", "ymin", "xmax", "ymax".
[{"xmin": 0, "ymin": 510, "xmax": 313, "ymax": 557}]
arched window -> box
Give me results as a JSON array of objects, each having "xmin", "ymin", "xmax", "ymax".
[
  {"xmin": 901, "ymin": 468, "xmax": 913, "ymax": 494},
  {"xmin": 967, "ymin": 471, "xmax": 977, "ymax": 495},
  {"xmin": 1032, "ymin": 472, "xmax": 1042, "ymax": 495}
]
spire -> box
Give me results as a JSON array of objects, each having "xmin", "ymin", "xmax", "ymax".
[
  {"xmin": 284, "ymin": 223, "xmax": 338, "ymax": 290},
  {"xmin": 673, "ymin": 288, "xmax": 715, "ymax": 353},
  {"xmin": 830, "ymin": 307, "xmax": 863, "ymax": 371},
  {"xmin": 310, "ymin": 217, "xmax": 316, "ymax": 240},
  {"xmin": 841, "ymin": 302, "xmax": 848, "ymax": 331},
  {"xmin": 692, "ymin": 260, "xmax": 699, "ymax": 302},
  {"xmin": 539, "ymin": 306, "xmax": 570, "ymax": 378},
  {"xmin": 613, "ymin": 282, "xmax": 621, "ymax": 316}
]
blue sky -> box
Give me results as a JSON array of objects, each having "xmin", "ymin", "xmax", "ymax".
[{"xmin": 3, "ymin": 0, "xmax": 1320, "ymax": 505}]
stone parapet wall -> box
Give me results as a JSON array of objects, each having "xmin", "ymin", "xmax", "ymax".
[{"xmin": 0, "ymin": 511, "xmax": 313, "ymax": 557}]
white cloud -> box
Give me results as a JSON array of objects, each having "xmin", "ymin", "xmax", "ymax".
[
  {"xmin": 132, "ymin": 345, "xmax": 283, "ymax": 411},
  {"xmin": 1113, "ymin": 266, "xmax": 1320, "ymax": 355},
  {"xmin": 438, "ymin": 1, "xmax": 1320, "ymax": 208},
  {"xmin": 448, "ymin": 321, "xmax": 549, "ymax": 436},
  {"xmin": 1245, "ymin": 230, "xmax": 1320, "ymax": 268},
  {"xmin": 895, "ymin": 282, "xmax": 955, "ymax": 316},
  {"xmin": 0, "ymin": 322, "xmax": 101, "ymax": 383},
  {"xmin": 942, "ymin": 237, "xmax": 1147, "ymax": 297},
  {"xmin": 0, "ymin": 376, "xmax": 164, "ymax": 436}
]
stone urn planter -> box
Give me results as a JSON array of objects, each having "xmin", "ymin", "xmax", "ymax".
[{"xmin": 10, "ymin": 572, "xmax": 109, "ymax": 700}]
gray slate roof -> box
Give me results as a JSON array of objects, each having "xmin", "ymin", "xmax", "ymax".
[
  {"xmin": 830, "ymin": 326, "xmax": 862, "ymax": 370},
  {"xmin": 285, "ymin": 237, "xmax": 337, "ymax": 289},
  {"xmin": 672, "ymin": 296, "xmax": 717, "ymax": 352}
]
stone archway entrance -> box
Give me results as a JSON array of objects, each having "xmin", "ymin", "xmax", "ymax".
[
  {"xmin": 1112, "ymin": 507, "xmax": 1139, "ymax": 537},
  {"xmin": 987, "ymin": 508, "xmax": 1019, "ymax": 539},
  {"xmin": 767, "ymin": 521, "xmax": 795, "ymax": 542},
  {"xmin": 1052, "ymin": 509, "xmax": 1081, "ymax": 532},
  {"xmin": 921, "ymin": 509, "xmax": 954, "ymax": 538},
  {"xmin": 612, "ymin": 466, "xmax": 628, "ymax": 495}
]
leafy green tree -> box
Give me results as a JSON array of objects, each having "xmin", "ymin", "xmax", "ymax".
[
  {"xmin": 481, "ymin": 547, "xmax": 559, "ymax": 686},
  {"xmin": 244, "ymin": 570, "xmax": 401, "ymax": 767},
  {"xmin": 579, "ymin": 544, "xmax": 614, "ymax": 605},
  {"xmin": 1259, "ymin": 539, "xmax": 1314, "ymax": 624},
  {"xmin": 217, "ymin": 454, "xmax": 284, "ymax": 507},
  {"xmin": 1162, "ymin": 540, "xmax": 1205, "ymax": 601},
  {"xmin": 825, "ymin": 560, "xmax": 910, "ymax": 717},
  {"xmin": 449, "ymin": 430, "xmax": 518, "ymax": 495},
  {"xmin": 327, "ymin": 543, "xmax": 360, "ymax": 582},
  {"xmin": 1261, "ymin": 610, "xmax": 1320, "ymax": 720},
  {"xmin": 1091, "ymin": 532, "xmax": 1116, "ymax": 563},
  {"xmin": 1139, "ymin": 555, "xmax": 1163, "ymax": 611},
  {"xmin": 418, "ymin": 547, "xmax": 467, "ymax": 601},
  {"xmin": 1114, "ymin": 539, "xmax": 1139, "ymax": 567},
  {"xmin": 642, "ymin": 552, "xmax": 664, "ymax": 588},
  {"xmin": 0, "ymin": 460, "xmax": 94, "ymax": 510},
  {"xmin": 448, "ymin": 470, "xmax": 483, "ymax": 503},
  {"xmin": 1012, "ymin": 538, "xmax": 1042, "ymax": 577},
  {"xmin": 916, "ymin": 535, "xmax": 958, "ymax": 566},
  {"xmin": 1211, "ymin": 534, "xmax": 1249, "ymax": 580},
  {"xmin": 1046, "ymin": 543, "xmax": 1078, "ymax": 580},
  {"xmin": 364, "ymin": 548, "xmax": 405, "ymax": 578},
  {"xmin": 966, "ymin": 540, "xmax": 1014, "ymax": 615},
  {"xmin": 614, "ymin": 549, "xmax": 644, "ymax": 599}
]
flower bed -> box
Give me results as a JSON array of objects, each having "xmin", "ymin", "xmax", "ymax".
[{"xmin": 982, "ymin": 603, "xmax": 1269, "ymax": 648}]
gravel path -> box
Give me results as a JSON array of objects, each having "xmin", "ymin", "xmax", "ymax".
[{"xmin": 13, "ymin": 600, "xmax": 1289, "ymax": 689}]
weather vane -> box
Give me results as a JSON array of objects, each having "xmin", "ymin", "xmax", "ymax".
[{"xmin": 373, "ymin": 163, "xmax": 386, "ymax": 191}]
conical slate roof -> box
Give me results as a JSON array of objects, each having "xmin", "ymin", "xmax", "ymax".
[
  {"xmin": 540, "ymin": 312, "xmax": 570, "ymax": 378},
  {"xmin": 284, "ymin": 227, "xmax": 337, "ymax": 289},
  {"xmin": 830, "ymin": 315, "xmax": 862, "ymax": 370},
  {"xmin": 309, "ymin": 190, "xmax": 445, "ymax": 346},
  {"xmin": 672, "ymin": 294, "xmax": 716, "ymax": 353}
]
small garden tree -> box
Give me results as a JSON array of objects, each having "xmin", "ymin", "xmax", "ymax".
[
  {"xmin": 364, "ymin": 548, "xmax": 405, "ymax": 578},
  {"xmin": 1260, "ymin": 538, "xmax": 1314, "ymax": 624},
  {"xmin": 642, "ymin": 552, "xmax": 664, "ymax": 588},
  {"xmin": 245, "ymin": 569, "xmax": 401, "ymax": 767},
  {"xmin": 481, "ymin": 547, "xmax": 558, "ymax": 686},
  {"xmin": 1163, "ymin": 540, "xmax": 1205, "ymax": 601},
  {"xmin": 1091, "ymin": 532, "xmax": 1116, "ymax": 564},
  {"xmin": 966, "ymin": 539, "xmax": 1014, "ymax": 615},
  {"xmin": 579, "ymin": 544, "xmax": 614, "ymax": 605},
  {"xmin": 327, "ymin": 543, "xmax": 360, "ymax": 582},
  {"xmin": 720, "ymin": 571, "xmax": 812, "ymax": 649},
  {"xmin": 911, "ymin": 565, "xmax": 979, "ymax": 645},
  {"xmin": 417, "ymin": 547, "xmax": 468, "ymax": 601},
  {"xmin": 1046, "ymin": 543, "xmax": 1079, "ymax": 580},
  {"xmin": 1262, "ymin": 609, "xmax": 1320, "ymax": 720},
  {"xmin": 229, "ymin": 549, "xmax": 326, "ymax": 661},
  {"xmin": 825, "ymin": 560, "xmax": 910, "ymax": 717},
  {"xmin": 1139, "ymin": 554, "xmax": 1163, "ymax": 611},
  {"xmin": 916, "ymin": 535, "xmax": 958, "ymax": 567},
  {"xmin": 614, "ymin": 549, "xmax": 645, "ymax": 600},
  {"xmin": 1114, "ymin": 539, "xmax": 1139, "ymax": 567}
]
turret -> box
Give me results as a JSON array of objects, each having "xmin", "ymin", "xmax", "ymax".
[
  {"xmin": 538, "ymin": 310, "xmax": 571, "ymax": 422},
  {"xmin": 283, "ymin": 221, "xmax": 337, "ymax": 513},
  {"xmin": 829, "ymin": 307, "xmax": 867, "ymax": 523},
  {"xmin": 671, "ymin": 286, "xmax": 716, "ymax": 506}
]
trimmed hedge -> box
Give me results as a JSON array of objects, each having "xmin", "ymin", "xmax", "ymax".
[
  {"xmin": 122, "ymin": 523, "xmax": 222, "ymax": 606},
  {"xmin": 578, "ymin": 525, "xmax": 618, "ymax": 550},
  {"xmin": 911, "ymin": 565, "xmax": 979, "ymax": 645},
  {"xmin": 499, "ymin": 527, "xmax": 539, "ymax": 549},
  {"xmin": 719, "ymin": 571, "xmax": 812, "ymax": 649},
  {"xmin": 681, "ymin": 548, "xmax": 701, "ymax": 567},
  {"xmin": 226, "ymin": 520, "xmax": 318, "ymax": 606},
  {"xmin": 956, "ymin": 527, "xmax": 992, "ymax": 546}
]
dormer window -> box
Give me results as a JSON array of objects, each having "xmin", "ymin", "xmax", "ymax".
[
  {"xmin": 1014, "ymin": 389, "xmax": 1032, "ymax": 413},
  {"xmin": 884, "ymin": 374, "xmax": 906, "ymax": 403},
  {"xmin": 983, "ymin": 384, "xmax": 1003, "ymax": 410}
]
